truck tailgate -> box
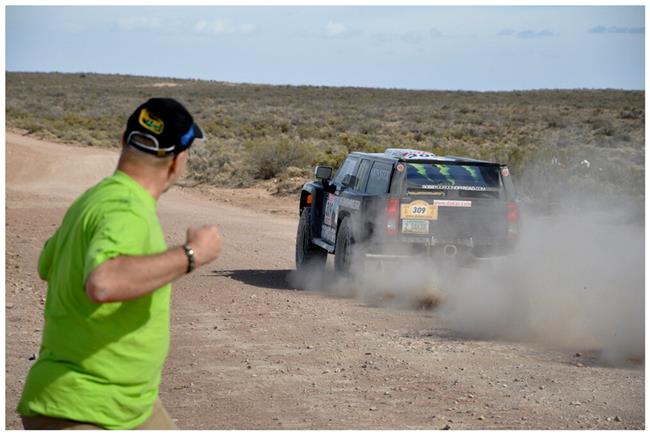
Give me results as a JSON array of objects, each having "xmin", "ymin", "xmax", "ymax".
[{"xmin": 399, "ymin": 197, "xmax": 506, "ymax": 244}]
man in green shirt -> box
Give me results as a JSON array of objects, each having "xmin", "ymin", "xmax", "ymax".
[{"xmin": 17, "ymin": 98, "xmax": 223, "ymax": 429}]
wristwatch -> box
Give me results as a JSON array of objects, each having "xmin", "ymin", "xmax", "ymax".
[{"xmin": 182, "ymin": 244, "xmax": 195, "ymax": 274}]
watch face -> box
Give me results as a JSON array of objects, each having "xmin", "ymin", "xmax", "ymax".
[{"xmin": 183, "ymin": 244, "xmax": 195, "ymax": 272}]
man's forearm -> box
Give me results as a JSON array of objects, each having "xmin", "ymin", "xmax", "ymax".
[{"xmin": 85, "ymin": 247, "xmax": 189, "ymax": 303}]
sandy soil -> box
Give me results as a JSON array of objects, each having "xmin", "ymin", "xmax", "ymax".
[{"xmin": 5, "ymin": 132, "xmax": 644, "ymax": 429}]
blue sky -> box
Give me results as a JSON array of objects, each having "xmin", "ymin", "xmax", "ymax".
[{"xmin": 5, "ymin": 6, "xmax": 645, "ymax": 91}]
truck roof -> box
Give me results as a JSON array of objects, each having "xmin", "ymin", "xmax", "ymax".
[{"xmin": 349, "ymin": 148, "xmax": 501, "ymax": 165}]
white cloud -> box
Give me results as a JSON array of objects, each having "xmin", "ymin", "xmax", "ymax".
[
  {"xmin": 117, "ymin": 17, "xmax": 161, "ymax": 32},
  {"xmin": 300, "ymin": 21, "xmax": 359, "ymax": 39},
  {"xmin": 498, "ymin": 29, "xmax": 556, "ymax": 39},
  {"xmin": 325, "ymin": 21, "xmax": 346, "ymax": 37},
  {"xmin": 516, "ymin": 29, "xmax": 555, "ymax": 39},
  {"xmin": 588, "ymin": 25, "xmax": 644, "ymax": 34},
  {"xmin": 401, "ymin": 31, "xmax": 423, "ymax": 44},
  {"xmin": 194, "ymin": 20, "xmax": 255, "ymax": 36}
]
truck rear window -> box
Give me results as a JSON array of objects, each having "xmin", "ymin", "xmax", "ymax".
[{"xmin": 406, "ymin": 163, "xmax": 500, "ymax": 192}]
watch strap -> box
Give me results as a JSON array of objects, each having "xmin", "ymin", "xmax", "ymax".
[{"xmin": 182, "ymin": 244, "xmax": 195, "ymax": 274}]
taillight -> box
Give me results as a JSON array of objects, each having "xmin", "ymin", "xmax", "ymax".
[
  {"xmin": 386, "ymin": 198, "xmax": 400, "ymax": 236},
  {"xmin": 507, "ymin": 202, "xmax": 519, "ymax": 223},
  {"xmin": 506, "ymin": 201, "xmax": 519, "ymax": 240}
]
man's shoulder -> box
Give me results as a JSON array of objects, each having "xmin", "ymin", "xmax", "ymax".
[
  {"xmin": 86, "ymin": 174, "xmax": 149, "ymax": 204},
  {"xmin": 73, "ymin": 175, "xmax": 153, "ymax": 223}
]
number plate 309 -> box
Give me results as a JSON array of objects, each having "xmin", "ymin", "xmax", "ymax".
[{"xmin": 400, "ymin": 200, "xmax": 438, "ymax": 220}]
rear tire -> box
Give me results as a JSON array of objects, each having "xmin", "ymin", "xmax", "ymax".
[
  {"xmin": 334, "ymin": 217, "xmax": 357, "ymax": 275},
  {"xmin": 295, "ymin": 207, "xmax": 327, "ymax": 271}
]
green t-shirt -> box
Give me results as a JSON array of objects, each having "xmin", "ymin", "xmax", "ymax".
[{"xmin": 17, "ymin": 170, "xmax": 171, "ymax": 429}]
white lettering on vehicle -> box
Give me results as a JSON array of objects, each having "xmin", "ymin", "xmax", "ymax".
[
  {"xmin": 433, "ymin": 200, "xmax": 472, "ymax": 207},
  {"xmin": 422, "ymin": 184, "xmax": 487, "ymax": 191},
  {"xmin": 322, "ymin": 194, "xmax": 361, "ymax": 244},
  {"xmin": 323, "ymin": 194, "xmax": 336, "ymax": 226}
]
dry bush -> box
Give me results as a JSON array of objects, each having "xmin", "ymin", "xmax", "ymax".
[{"xmin": 244, "ymin": 137, "xmax": 318, "ymax": 180}]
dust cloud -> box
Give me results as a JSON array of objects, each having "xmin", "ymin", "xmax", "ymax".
[
  {"xmin": 438, "ymin": 205, "xmax": 644, "ymax": 363},
  {"xmin": 291, "ymin": 199, "xmax": 644, "ymax": 364}
]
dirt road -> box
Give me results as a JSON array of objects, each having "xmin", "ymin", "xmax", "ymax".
[{"xmin": 5, "ymin": 132, "xmax": 644, "ymax": 429}]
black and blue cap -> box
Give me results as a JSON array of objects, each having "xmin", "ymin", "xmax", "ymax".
[{"xmin": 123, "ymin": 97, "xmax": 205, "ymax": 157}]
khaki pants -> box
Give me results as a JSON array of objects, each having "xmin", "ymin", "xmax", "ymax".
[{"xmin": 20, "ymin": 398, "xmax": 177, "ymax": 430}]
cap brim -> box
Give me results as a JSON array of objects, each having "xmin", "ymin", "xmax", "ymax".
[
  {"xmin": 193, "ymin": 123, "xmax": 205, "ymax": 141},
  {"xmin": 176, "ymin": 122, "xmax": 206, "ymax": 153}
]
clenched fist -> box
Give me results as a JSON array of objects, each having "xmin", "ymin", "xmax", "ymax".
[{"xmin": 186, "ymin": 225, "xmax": 223, "ymax": 267}]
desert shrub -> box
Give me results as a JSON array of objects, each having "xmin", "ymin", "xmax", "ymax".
[
  {"xmin": 503, "ymin": 145, "xmax": 531, "ymax": 177},
  {"xmin": 543, "ymin": 113, "xmax": 567, "ymax": 129},
  {"xmin": 620, "ymin": 109, "xmax": 642, "ymax": 120},
  {"xmin": 445, "ymin": 127, "xmax": 466, "ymax": 140},
  {"xmin": 185, "ymin": 140, "xmax": 247, "ymax": 186},
  {"xmin": 295, "ymin": 123, "xmax": 322, "ymax": 140},
  {"xmin": 13, "ymin": 118, "xmax": 45, "ymax": 134},
  {"xmin": 338, "ymin": 132, "xmax": 369, "ymax": 150},
  {"xmin": 203, "ymin": 118, "xmax": 235, "ymax": 139},
  {"xmin": 316, "ymin": 144, "xmax": 348, "ymax": 170},
  {"xmin": 244, "ymin": 136, "xmax": 318, "ymax": 180}
]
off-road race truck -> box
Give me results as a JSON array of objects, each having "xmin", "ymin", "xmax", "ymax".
[{"xmin": 295, "ymin": 148, "xmax": 520, "ymax": 273}]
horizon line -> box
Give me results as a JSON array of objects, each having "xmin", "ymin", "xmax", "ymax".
[{"xmin": 6, "ymin": 69, "xmax": 646, "ymax": 93}]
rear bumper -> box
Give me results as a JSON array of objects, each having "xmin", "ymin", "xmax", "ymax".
[{"xmin": 362, "ymin": 237, "xmax": 516, "ymax": 260}]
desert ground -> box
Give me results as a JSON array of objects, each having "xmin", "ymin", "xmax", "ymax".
[{"xmin": 5, "ymin": 132, "xmax": 644, "ymax": 429}]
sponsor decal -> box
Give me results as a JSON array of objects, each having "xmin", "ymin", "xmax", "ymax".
[
  {"xmin": 385, "ymin": 148, "xmax": 453, "ymax": 160},
  {"xmin": 396, "ymin": 163, "xmax": 405, "ymax": 172},
  {"xmin": 501, "ymin": 167, "xmax": 510, "ymax": 177},
  {"xmin": 339, "ymin": 197, "xmax": 361, "ymax": 211},
  {"xmin": 421, "ymin": 184, "xmax": 487, "ymax": 191},
  {"xmin": 323, "ymin": 194, "xmax": 360, "ymax": 239},
  {"xmin": 400, "ymin": 200, "xmax": 438, "ymax": 220},
  {"xmin": 139, "ymin": 108, "xmax": 164, "ymax": 134},
  {"xmin": 321, "ymin": 225, "xmax": 336, "ymax": 243},
  {"xmin": 323, "ymin": 194, "xmax": 336, "ymax": 226},
  {"xmin": 433, "ymin": 200, "xmax": 472, "ymax": 208},
  {"xmin": 402, "ymin": 151, "xmax": 437, "ymax": 159}
]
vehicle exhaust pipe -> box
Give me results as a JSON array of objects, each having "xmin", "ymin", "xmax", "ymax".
[{"xmin": 443, "ymin": 244, "xmax": 458, "ymax": 258}]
